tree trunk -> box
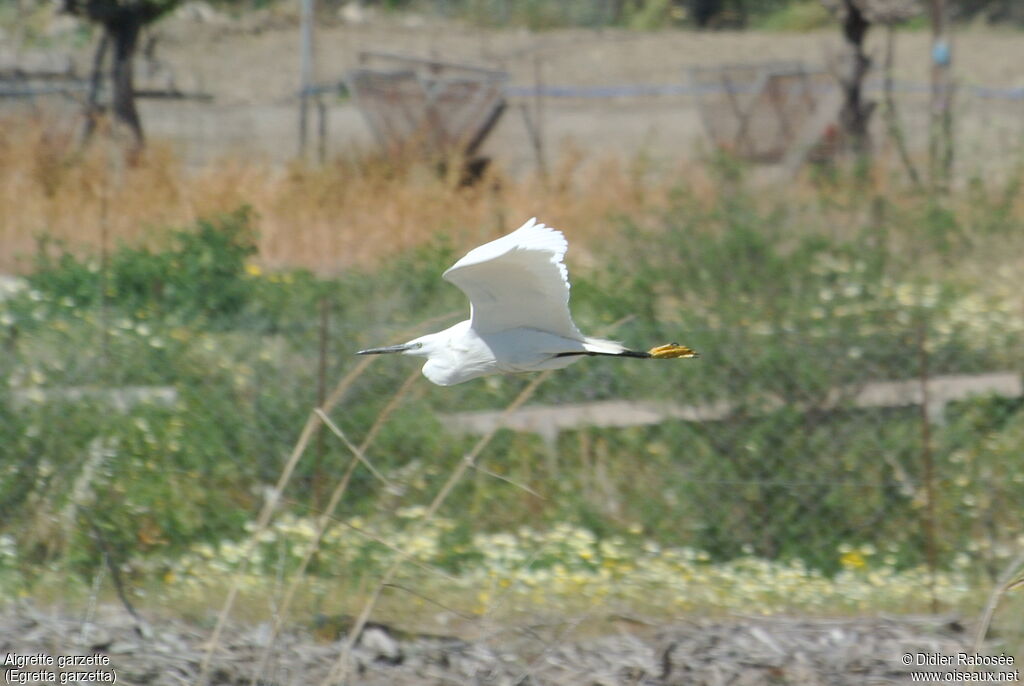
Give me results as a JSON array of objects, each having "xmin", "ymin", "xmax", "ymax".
[
  {"xmin": 106, "ymin": 13, "xmax": 144, "ymax": 151},
  {"xmin": 838, "ymin": 0, "xmax": 872, "ymax": 154},
  {"xmin": 692, "ymin": 0, "xmax": 722, "ymax": 28}
]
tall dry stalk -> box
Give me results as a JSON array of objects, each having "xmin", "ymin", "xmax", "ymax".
[
  {"xmin": 195, "ymin": 312, "xmax": 458, "ymax": 686},
  {"xmin": 249, "ymin": 368, "xmax": 423, "ymax": 685},
  {"xmin": 195, "ymin": 359, "xmax": 384, "ymax": 684},
  {"xmin": 318, "ymin": 316, "xmax": 633, "ymax": 685},
  {"xmin": 973, "ymin": 548, "xmax": 1024, "ymax": 654},
  {"xmin": 321, "ymin": 369, "xmax": 556, "ymax": 685}
]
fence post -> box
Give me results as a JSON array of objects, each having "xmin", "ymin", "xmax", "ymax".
[
  {"xmin": 298, "ymin": 0, "xmax": 315, "ymax": 158},
  {"xmin": 317, "ymin": 96, "xmax": 327, "ymax": 163},
  {"xmin": 927, "ymin": 0, "xmax": 954, "ymax": 191},
  {"xmin": 530, "ymin": 51, "xmax": 548, "ymax": 181},
  {"xmin": 314, "ymin": 295, "xmax": 330, "ymax": 509},
  {"xmin": 917, "ymin": 316, "xmax": 940, "ymax": 613},
  {"xmin": 881, "ymin": 23, "xmax": 922, "ymax": 189}
]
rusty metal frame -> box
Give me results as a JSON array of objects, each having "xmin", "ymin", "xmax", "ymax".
[
  {"xmin": 346, "ymin": 51, "xmax": 508, "ymax": 160},
  {"xmin": 689, "ymin": 61, "xmax": 839, "ymax": 164}
]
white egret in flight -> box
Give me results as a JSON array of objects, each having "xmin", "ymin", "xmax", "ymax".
[{"xmin": 357, "ymin": 218, "xmax": 697, "ymax": 386}]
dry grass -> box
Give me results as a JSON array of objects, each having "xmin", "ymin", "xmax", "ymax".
[
  {"xmin": 4, "ymin": 112, "xmax": 1022, "ymax": 291},
  {"xmin": 0, "ymin": 115, "xmax": 707, "ymax": 275}
]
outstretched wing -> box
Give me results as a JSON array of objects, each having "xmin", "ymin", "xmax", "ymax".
[{"xmin": 443, "ymin": 218, "xmax": 583, "ymax": 339}]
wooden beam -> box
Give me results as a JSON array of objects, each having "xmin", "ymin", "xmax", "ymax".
[{"xmin": 440, "ymin": 372, "xmax": 1022, "ymax": 439}]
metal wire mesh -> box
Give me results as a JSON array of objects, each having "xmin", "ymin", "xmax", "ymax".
[
  {"xmin": 690, "ymin": 61, "xmax": 841, "ymax": 162},
  {"xmin": 345, "ymin": 52, "xmax": 508, "ymax": 160},
  {"xmin": 4, "ymin": 251, "xmax": 1022, "ymax": 591}
]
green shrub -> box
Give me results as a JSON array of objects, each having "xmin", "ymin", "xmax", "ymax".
[{"xmin": 29, "ymin": 207, "xmax": 257, "ymax": 324}]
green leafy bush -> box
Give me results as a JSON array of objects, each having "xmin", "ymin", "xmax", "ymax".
[{"xmin": 29, "ymin": 207, "xmax": 257, "ymax": 324}]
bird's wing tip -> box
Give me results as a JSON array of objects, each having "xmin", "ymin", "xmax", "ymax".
[
  {"xmin": 512, "ymin": 218, "xmax": 567, "ymax": 251},
  {"xmin": 443, "ymin": 217, "xmax": 570, "ymax": 282}
]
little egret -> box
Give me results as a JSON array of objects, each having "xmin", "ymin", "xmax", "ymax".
[{"xmin": 357, "ymin": 218, "xmax": 697, "ymax": 386}]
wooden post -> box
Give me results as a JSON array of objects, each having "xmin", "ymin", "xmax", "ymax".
[
  {"xmin": 917, "ymin": 317, "xmax": 940, "ymax": 614},
  {"xmin": 881, "ymin": 23, "xmax": 922, "ymax": 189},
  {"xmin": 531, "ymin": 51, "xmax": 548, "ymax": 181},
  {"xmin": 927, "ymin": 0, "xmax": 953, "ymax": 191},
  {"xmin": 312, "ymin": 295, "xmax": 329, "ymax": 509},
  {"xmin": 99, "ymin": 171, "xmax": 110, "ymax": 379},
  {"xmin": 317, "ymin": 96, "xmax": 327, "ymax": 163}
]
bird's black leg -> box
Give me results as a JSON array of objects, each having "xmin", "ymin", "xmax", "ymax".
[{"xmin": 554, "ymin": 350, "xmax": 652, "ymax": 359}]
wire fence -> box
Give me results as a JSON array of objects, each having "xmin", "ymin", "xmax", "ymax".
[
  {"xmin": 4, "ymin": 82, "xmax": 1022, "ymax": 182},
  {"xmin": 5, "ymin": 42, "xmax": 1024, "ymax": 173},
  {"xmin": 2, "ymin": 200, "xmax": 1024, "ymax": 628},
  {"xmin": 3, "ymin": 8, "xmax": 1024, "ymax": 658}
]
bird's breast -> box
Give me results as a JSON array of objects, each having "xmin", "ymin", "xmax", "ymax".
[{"xmin": 421, "ymin": 331, "xmax": 499, "ymax": 386}]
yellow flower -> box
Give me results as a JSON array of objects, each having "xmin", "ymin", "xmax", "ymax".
[
  {"xmin": 245, "ymin": 263, "xmax": 263, "ymax": 277},
  {"xmin": 840, "ymin": 551, "xmax": 866, "ymax": 570}
]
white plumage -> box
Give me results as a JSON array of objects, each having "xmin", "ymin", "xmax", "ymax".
[
  {"xmin": 357, "ymin": 218, "xmax": 696, "ymax": 386},
  {"xmin": 443, "ymin": 219, "xmax": 579, "ymax": 340}
]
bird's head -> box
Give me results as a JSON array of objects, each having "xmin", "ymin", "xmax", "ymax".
[{"xmin": 356, "ymin": 334, "xmax": 439, "ymax": 359}]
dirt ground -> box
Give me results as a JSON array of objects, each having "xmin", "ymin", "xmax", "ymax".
[
  {"xmin": 3, "ymin": 601, "xmax": 992, "ymax": 685},
  {"xmin": 9, "ymin": 5, "xmax": 1024, "ymax": 174},
  {"xmin": 152, "ymin": 10, "xmax": 1024, "ymax": 174}
]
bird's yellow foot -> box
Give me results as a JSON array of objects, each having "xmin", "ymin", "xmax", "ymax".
[{"xmin": 648, "ymin": 342, "xmax": 699, "ymax": 359}]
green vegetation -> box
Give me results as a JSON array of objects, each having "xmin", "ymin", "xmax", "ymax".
[
  {"xmin": 1, "ymin": 167, "xmax": 1023, "ymax": 618},
  {"xmin": 163, "ymin": 513, "xmax": 973, "ymax": 618},
  {"xmin": 755, "ymin": 1, "xmax": 831, "ymax": 31},
  {"xmin": 29, "ymin": 208, "xmax": 259, "ymax": 325}
]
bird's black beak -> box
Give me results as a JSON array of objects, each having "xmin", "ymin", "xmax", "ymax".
[{"xmin": 356, "ymin": 343, "xmax": 415, "ymax": 355}]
